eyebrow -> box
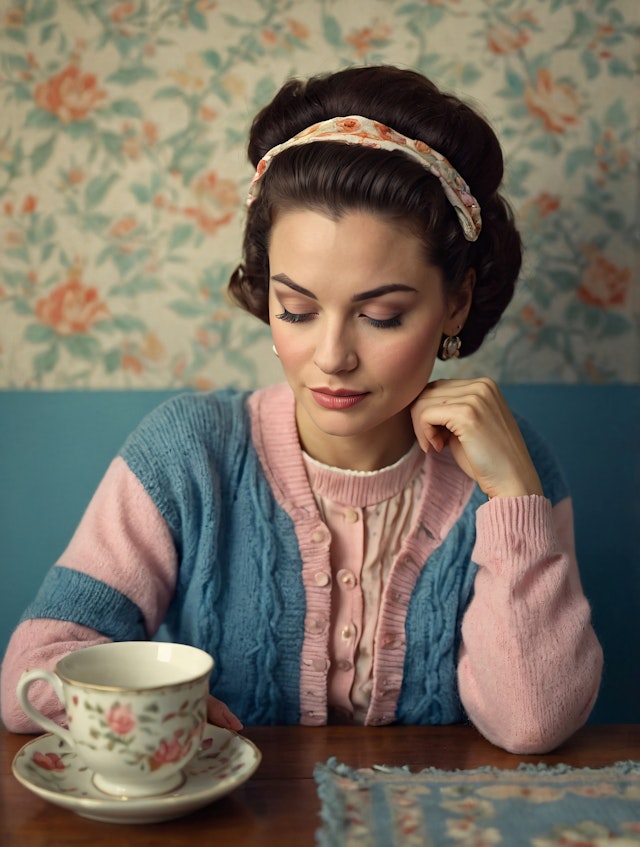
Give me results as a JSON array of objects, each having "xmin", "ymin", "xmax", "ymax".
[{"xmin": 271, "ymin": 273, "xmax": 418, "ymax": 302}]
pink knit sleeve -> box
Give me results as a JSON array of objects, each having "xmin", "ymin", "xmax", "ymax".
[
  {"xmin": 457, "ymin": 495, "xmax": 603, "ymax": 754},
  {"xmin": 1, "ymin": 457, "xmax": 178, "ymax": 733},
  {"xmin": 56, "ymin": 456, "xmax": 178, "ymax": 635},
  {"xmin": 1, "ymin": 621, "xmax": 111, "ymax": 732}
]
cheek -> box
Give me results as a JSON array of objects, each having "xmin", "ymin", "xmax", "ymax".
[
  {"xmin": 270, "ymin": 323, "xmax": 311, "ymax": 369},
  {"xmin": 377, "ymin": 330, "xmax": 441, "ymax": 383}
]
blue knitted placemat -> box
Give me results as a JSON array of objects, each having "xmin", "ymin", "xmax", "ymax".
[{"xmin": 314, "ymin": 758, "xmax": 640, "ymax": 846}]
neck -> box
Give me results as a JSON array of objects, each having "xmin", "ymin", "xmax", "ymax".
[{"xmin": 295, "ymin": 410, "xmax": 417, "ymax": 472}]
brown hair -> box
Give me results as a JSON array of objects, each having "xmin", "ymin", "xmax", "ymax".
[{"xmin": 228, "ymin": 65, "xmax": 522, "ymax": 358}]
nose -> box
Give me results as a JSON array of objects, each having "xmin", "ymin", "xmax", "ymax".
[{"xmin": 313, "ymin": 321, "xmax": 358, "ymax": 374}]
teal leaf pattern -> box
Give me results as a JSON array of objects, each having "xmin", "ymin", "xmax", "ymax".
[{"xmin": 0, "ymin": 0, "xmax": 637, "ymax": 387}]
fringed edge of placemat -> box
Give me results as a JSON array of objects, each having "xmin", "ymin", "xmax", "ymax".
[
  {"xmin": 316, "ymin": 756, "xmax": 640, "ymax": 782},
  {"xmin": 313, "ymin": 758, "xmax": 640, "ymax": 847}
]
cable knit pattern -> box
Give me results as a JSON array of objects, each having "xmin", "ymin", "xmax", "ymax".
[
  {"xmin": 248, "ymin": 385, "xmax": 479, "ymax": 725},
  {"xmin": 1, "ymin": 383, "xmax": 603, "ymax": 750},
  {"xmin": 120, "ymin": 388, "xmax": 306, "ymax": 725}
]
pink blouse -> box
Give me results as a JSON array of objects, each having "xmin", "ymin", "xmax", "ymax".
[{"xmin": 303, "ymin": 444, "xmax": 424, "ymax": 723}]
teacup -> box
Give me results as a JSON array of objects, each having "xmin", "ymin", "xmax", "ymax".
[{"xmin": 17, "ymin": 641, "xmax": 214, "ymax": 798}]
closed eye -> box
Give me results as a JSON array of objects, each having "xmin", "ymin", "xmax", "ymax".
[
  {"xmin": 275, "ymin": 307, "xmax": 316, "ymax": 324},
  {"xmin": 364, "ymin": 314, "xmax": 403, "ymax": 329}
]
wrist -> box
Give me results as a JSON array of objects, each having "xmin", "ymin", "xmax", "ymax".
[{"xmin": 487, "ymin": 475, "xmax": 544, "ymax": 499}]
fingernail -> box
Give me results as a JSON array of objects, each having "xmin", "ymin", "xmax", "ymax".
[{"xmin": 226, "ymin": 712, "xmax": 243, "ymax": 730}]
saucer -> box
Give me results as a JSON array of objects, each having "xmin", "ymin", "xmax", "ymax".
[{"xmin": 12, "ymin": 724, "xmax": 261, "ymax": 824}]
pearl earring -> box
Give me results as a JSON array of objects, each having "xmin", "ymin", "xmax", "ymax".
[{"xmin": 272, "ymin": 344, "xmax": 279, "ymax": 358}]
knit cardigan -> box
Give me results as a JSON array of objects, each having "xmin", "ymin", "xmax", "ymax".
[{"xmin": 2, "ymin": 384, "xmax": 603, "ymax": 749}]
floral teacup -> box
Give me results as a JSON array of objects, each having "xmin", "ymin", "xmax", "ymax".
[{"xmin": 16, "ymin": 641, "xmax": 213, "ymax": 798}]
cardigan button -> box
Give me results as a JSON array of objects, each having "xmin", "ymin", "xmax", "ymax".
[
  {"xmin": 314, "ymin": 571, "xmax": 331, "ymax": 587},
  {"xmin": 341, "ymin": 624, "xmax": 356, "ymax": 641},
  {"xmin": 337, "ymin": 569, "xmax": 357, "ymax": 589},
  {"xmin": 311, "ymin": 526, "xmax": 330, "ymax": 544}
]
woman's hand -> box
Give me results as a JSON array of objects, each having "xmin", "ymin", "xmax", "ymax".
[
  {"xmin": 206, "ymin": 694, "xmax": 243, "ymax": 731},
  {"xmin": 410, "ymin": 377, "xmax": 543, "ymax": 499}
]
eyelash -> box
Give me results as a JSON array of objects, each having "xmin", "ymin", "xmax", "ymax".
[
  {"xmin": 367, "ymin": 315, "xmax": 402, "ymax": 329},
  {"xmin": 275, "ymin": 308, "xmax": 311, "ymax": 324},
  {"xmin": 275, "ymin": 308, "xmax": 403, "ymax": 329}
]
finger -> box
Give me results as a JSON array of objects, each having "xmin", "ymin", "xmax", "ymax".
[
  {"xmin": 411, "ymin": 411, "xmax": 448, "ymax": 453},
  {"xmin": 206, "ymin": 694, "xmax": 243, "ymax": 731}
]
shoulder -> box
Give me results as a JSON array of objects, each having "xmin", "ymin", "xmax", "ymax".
[
  {"xmin": 513, "ymin": 413, "xmax": 570, "ymax": 506},
  {"xmin": 120, "ymin": 388, "xmax": 253, "ymax": 462},
  {"xmin": 130, "ymin": 388, "xmax": 252, "ymax": 438},
  {"xmin": 118, "ymin": 389, "xmax": 256, "ymax": 524}
]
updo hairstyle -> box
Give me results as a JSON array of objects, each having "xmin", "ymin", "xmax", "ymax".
[{"xmin": 228, "ymin": 65, "xmax": 522, "ymax": 358}]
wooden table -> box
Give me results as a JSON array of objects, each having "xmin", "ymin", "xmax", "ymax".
[{"xmin": 2, "ymin": 724, "xmax": 639, "ymax": 846}]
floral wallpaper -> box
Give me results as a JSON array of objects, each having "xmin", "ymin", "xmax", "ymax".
[{"xmin": 0, "ymin": 0, "xmax": 637, "ymax": 389}]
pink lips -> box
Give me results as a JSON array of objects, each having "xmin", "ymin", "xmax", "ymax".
[{"xmin": 310, "ymin": 388, "xmax": 368, "ymax": 410}]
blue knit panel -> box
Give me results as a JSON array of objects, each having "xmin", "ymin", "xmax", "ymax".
[
  {"xmin": 119, "ymin": 390, "xmax": 305, "ymax": 725},
  {"xmin": 19, "ymin": 566, "xmax": 147, "ymax": 642},
  {"xmin": 397, "ymin": 489, "xmax": 482, "ymax": 726}
]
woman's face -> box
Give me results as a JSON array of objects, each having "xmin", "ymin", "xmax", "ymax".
[{"xmin": 268, "ymin": 208, "xmax": 469, "ymax": 469}]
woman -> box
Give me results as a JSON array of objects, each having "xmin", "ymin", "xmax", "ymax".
[{"xmin": 1, "ymin": 66, "xmax": 602, "ymax": 753}]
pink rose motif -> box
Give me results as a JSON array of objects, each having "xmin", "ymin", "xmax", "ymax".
[
  {"xmin": 106, "ymin": 704, "xmax": 137, "ymax": 735},
  {"xmin": 373, "ymin": 121, "xmax": 407, "ymax": 145},
  {"xmin": 414, "ymin": 140, "xmax": 433, "ymax": 155},
  {"xmin": 524, "ymin": 69, "xmax": 580, "ymax": 133},
  {"xmin": 487, "ymin": 21, "xmax": 531, "ymax": 55},
  {"xmin": 335, "ymin": 118, "xmax": 362, "ymax": 133},
  {"xmin": 183, "ymin": 170, "xmax": 238, "ymax": 236},
  {"xmin": 33, "ymin": 64, "xmax": 107, "ymax": 124},
  {"xmin": 32, "ymin": 751, "xmax": 65, "ymax": 772},
  {"xmin": 149, "ymin": 736, "xmax": 191, "ymax": 771},
  {"xmin": 35, "ymin": 276, "xmax": 110, "ymax": 337},
  {"xmin": 577, "ymin": 247, "xmax": 630, "ymax": 309}
]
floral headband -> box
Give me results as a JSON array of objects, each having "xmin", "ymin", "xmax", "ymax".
[{"xmin": 247, "ymin": 115, "xmax": 482, "ymax": 242}]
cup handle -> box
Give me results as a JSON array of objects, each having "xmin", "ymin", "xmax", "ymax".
[{"xmin": 16, "ymin": 669, "xmax": 74, "ymax": 746}]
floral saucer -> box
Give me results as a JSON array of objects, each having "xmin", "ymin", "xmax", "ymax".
[{"xmin": 12, "ymin": 724, "xmax": 261, "ymax": 824}]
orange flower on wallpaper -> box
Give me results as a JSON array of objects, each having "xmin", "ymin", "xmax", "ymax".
[
  {"xmin": 531, "ymin": 192, "xmax": 560, "ymax": 217},
  {"xmin": 577, "ymin": 248, "xmax": 630, "ymax": 309},
  {"xmin": 261, "ymin": 29, "xmax": 278, "ymax": 48},
  {"xmin": 524, "ymin": 69, "xmax": 580, "ymax": 133},
  {"xmin": 287, "ymin": 19, "xmax": 310, "ymax": 40},
  {"xmin": 184, "ymin": 171, "xmax": 238, "ymax": 236},
  {"xmin": 110, "ymin": 216, "xmax": 138, "ymax": 239},
  {"xmin": 35, "ymin": 276, "xmax": 110, "ymax": 336},
  {"xmin": 21, "ymin": 195, "xmax": 37, "ymax": 214},
  {"xmin": 3, "ymin": 7, "xmax": 24, "ymax": 28},
  {"xmin": 346, "ymin": 23, "xmax": 392, "ymax": 58},
  {"xmin": 520, "ymin": 192, "xmax": 560, "ymax": 226},
  {"xmin": 110, "ymin": 2, "xmax": 136, "ymax": 23},
  {"xmin": 521, "ymin": 305, "xmax": 543, "ymax": 329},
  {"xmin": 67, "ymin": 168, "xmax": 85, "ymax": 185},
  {"xmin": 487, "ymin": 22, "xmax": 531, "ymax": 55},
  {"xmin": 34, "ymin": 65, "xmax": 107, "ymax": 124},
  {"xmin": 121, "ymin": 353, "xmax": 143, "ymax": 374}
]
